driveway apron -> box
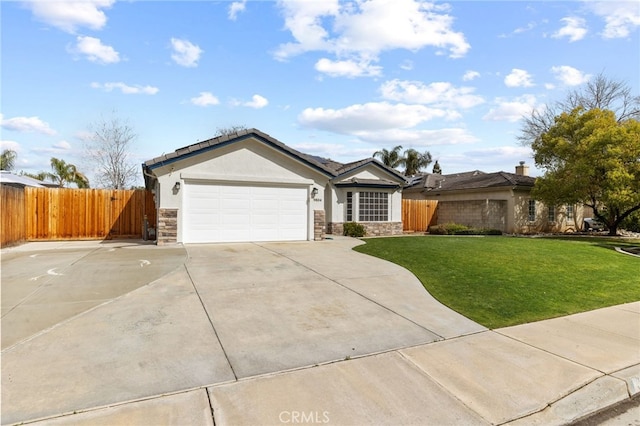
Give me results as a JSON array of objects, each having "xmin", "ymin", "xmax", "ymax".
[
  {"xmin": 184, "ymin": 239, "xmax": 483, "ymax": 379},
  {"xmin": 1, "ymin": 237, "xmax": 485, "ymax": 424}
]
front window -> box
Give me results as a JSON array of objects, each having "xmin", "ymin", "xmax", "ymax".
[
  {"xmin": 548, "ymin": 206, "xmax": 556, "ymax": 222},
  {"xmin": 528, "ymin": 199, "xmax": 536, "ymax": 222},
  {"xmin": 358, "ymin": 192, "xmax": 389, "ymax": 222},
  {"xmin": 566, "ymin": 205, "xmax": 574, "ymax": 221},
  {"xmin": 346, "ymin": 192, "xmax": 353, "ymax": 222}
]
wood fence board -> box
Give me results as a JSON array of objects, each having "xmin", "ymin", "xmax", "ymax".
[
  {"xmin": 1, "ymin": 186, "xmax": 26, "ymax": 246},
  {"xmin": 402, "ymin": 199, "xmax": 438, "ymax": 232},
  {"xmin": 2, "ymin": 187, "xmax": 156, "ymax": 243}
]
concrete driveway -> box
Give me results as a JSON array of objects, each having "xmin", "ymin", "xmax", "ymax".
[{"xmin": 1, "ymin": 237, "xmax": 484, "ymax": 424}]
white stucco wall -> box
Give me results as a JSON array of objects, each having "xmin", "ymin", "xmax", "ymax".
[{"xmin": 150, "ymin": 138, "xmax": 331, "ymax": 242}]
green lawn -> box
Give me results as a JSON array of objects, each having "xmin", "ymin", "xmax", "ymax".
[{"xmin": 354, "ymin": 236, "xmax": 640, "ymax": 328}]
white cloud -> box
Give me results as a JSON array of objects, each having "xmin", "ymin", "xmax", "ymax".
[
  {"xmin": 354, "ymin": 128, "xmax": 478, "ymax": 146},
  {"xmin": 91, "ymin": 82, "xmax": 159, "ymax": 95},
  {"xmin": 400, "ymin": 60, "xmax": 414, "ymax": 71},
  {"xmin": 32, "ymin": 140, "xmax": 74, "ymax": 154},
  {"xmin": 228, "ymin": 0, "xmax": 247, "ymax": 20},
  {"xmin": 483, "ymin": 95, "xmax": 539, "ymax": 122},
  {"xmin": 552, "ymin": 17, "xmax": 587, "ymax": 42},
  {"xmin": 586, "ymin": 1, "xmax": 640, "ymax": 39},
  {"xmin": 379, "ymin": 79, "xmax": 484, "ymax": 109},
  {"xmin": 275, "ymin": 0, "xmax": 469, "ymax": 76},
  {"xmin": 71, "ymin": 36, "xmax": 120, "ymax": 64},
  {"xmin": 504, "ymin": 68, "xmax": 534, "ymax": 88},
  {"xmin": 299, "ymin": 101, "xmax": 459, "ymax": 134},
  {"xmin": 550, "ymin": 65, "xmax": 591, "ymax": 86},
  {"xmin": 190, "ymin": 92, "xmax": 220, "ymax": 107},
  {"xmin": 54, "ymin": 141, "xmax": 72, "ymax": 150},
  {"xmin": 315, "ymin": 57, "xmax": 382, "ymax": 78},
  {"xmin": 0, "ymin": 140, "xmax": 21, "ymax": 152},
  {"xmin": 243, "ymin": 94, "xmax": 269, "ymax": 109},
  {"xmin": 0, "ymin": 114, "xmax": 56, "ymax": 135},
  {"xmin": 230, "ymin": 94, "xmax": 269, "ymax": 108},
  {"xmin": 462, "ymin": 70, "xmax": 480, "ymax": 81},
  {"xmin": 170, "ymin": 38, "xmax": 203, "ymax": 68},
  {"xmin": 24, "ymin": 0, "xmax": 114, "ymax": 33}
]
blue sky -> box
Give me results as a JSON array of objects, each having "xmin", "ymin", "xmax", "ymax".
[{"xmin": 2, "ymin": 0, "xmax": 639, "ymax": 185}]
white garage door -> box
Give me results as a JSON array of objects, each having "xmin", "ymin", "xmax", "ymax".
[{"xmin": 183, "ymin": 182, "xmax": 308, "ymax": 243}]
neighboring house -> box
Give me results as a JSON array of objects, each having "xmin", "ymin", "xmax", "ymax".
[
  {"xmin": 142, "ymin": 128, "xmax": 406, "ymax": 244},
  {"xmin": 0, "ymin": 171, "xmax": 56, "ymax": 188},
  {"xmin": 404, "ymin": 162, "xmax": 587, "ymax": 234}
]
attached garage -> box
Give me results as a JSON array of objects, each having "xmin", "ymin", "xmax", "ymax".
[
  {"xmin": 143, "ymin": 129, "xmax": 406, "ymax": 245},
  {"xmin": 182, "ymin": 182, "xmax": 308, "ymax": 243}
]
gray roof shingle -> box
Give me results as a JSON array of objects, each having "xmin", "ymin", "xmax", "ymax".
[
  {"xmin": 143, "ymin": 128, "xmax": 406, "ymax": 184},
  {"xmin": 407, "ymin": 170, "xmax": 535, "ymax": 192}
]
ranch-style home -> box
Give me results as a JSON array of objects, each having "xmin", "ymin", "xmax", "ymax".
[
  {"xmin": 142, "ymin": 128, "xmax": 406, "ymax": 245},
  {"xmin": 404, "ymin": 162, "xmax": 589, "ymax": 234}
]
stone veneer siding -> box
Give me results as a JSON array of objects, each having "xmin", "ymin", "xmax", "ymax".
[
  {"xmin": 157, "ymin": 208, "xmax": 178, "ymax": 245},
  {"xmin": 436, "ymin": 200, "xmax": 507, "ymax": 232},
  {"xmin": 313, "ymin": 210, "xmax": 325, "ymax": 241},
  {"xmin": 327, "ymin": 222, "xmax": 403, "ymax": 237}
]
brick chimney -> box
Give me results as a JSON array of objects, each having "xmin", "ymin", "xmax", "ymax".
[{"xmin": 515, "ymin": 161, "xmax": 529, "ymax": 176}]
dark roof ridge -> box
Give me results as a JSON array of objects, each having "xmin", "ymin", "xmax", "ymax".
[{"xmin": 144, "ymin": 128, "xmax": 337, "ymax": 177}]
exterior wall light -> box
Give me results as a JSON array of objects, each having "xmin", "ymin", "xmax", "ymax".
[
  {"xmin": 311, "ymin": 187, "xmax": 318, "ymax": 198},
  {"xmin": 174, "ymin": 182, "xmax": 181, "ymax": 192}
]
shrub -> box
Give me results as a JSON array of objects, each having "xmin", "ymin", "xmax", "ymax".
[
  {"xmin": 483, "ymin": 228, "xmax": 503, "ymax": 235},
  {"xmin": 343, "ymin": 222, "xmax": 366, "ymax": 237},
  {"xmin": 620, "ymin": 211, "xmax": 640, "ymax": 233},
  {"xmin": 428, "ymin": 223, "xmax": 503, "ymax": 235},
  {"xmin": 454, "ymin": 228, "xmax": 477, "ymax": 235},
  {"xmin": 428, "ymin": 225, "xmax": 448, "ymax": 235},
  {"xmin": 443, "ymin": 222, "xmax": 470, "ymax": 234}
]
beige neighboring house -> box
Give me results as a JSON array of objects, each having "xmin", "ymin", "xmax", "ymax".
[
  {"xmin": 142, "ymin": 128, "xmax": 406, "ymax": 244},
  {"xmin": 404, "ymin": 162, "xmax": 588, "ymax": 234}
]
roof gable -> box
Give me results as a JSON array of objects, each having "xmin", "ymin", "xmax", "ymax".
[
  {"xmin": 143, "ymin": 129, "xmax": 407, "ymax": 190},
  {"xmin": 144, "ymin": 128, "xmax": 335, "ymax": 177}
]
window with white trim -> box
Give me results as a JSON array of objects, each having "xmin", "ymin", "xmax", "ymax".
[
  {"xmin": 346, "ymin": 192, "xmax": 353, "ymax": 221},
  {"xmin": 548, "ymin": 205, "xmax": 556, "ymax": 222},
  {"xmin": 358, "ymin": 191, "xmax": 389, "ymax": 222}
]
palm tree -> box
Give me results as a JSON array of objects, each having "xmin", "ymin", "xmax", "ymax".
[
  {"xmin": 47, "ymin": 157, "xmax": 90, "ymax": 188},
  {"xmin": 21, "ymin": 171, "xmax": 50, "ymax": 182},
  {"xmin": 0, "ymin": 149, "xmax": 17, "ymax": 171},
  {"xmin": 373, "ymin": 145, "xmax": 403, "ymax": 168},
  {"xmin": 400, "ymin": 149, "xmax": 432, "ymax": 176}
]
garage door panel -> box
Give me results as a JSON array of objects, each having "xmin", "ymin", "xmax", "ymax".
[{"xmin": 184, "ymin": 183, "xmax": 307, "ymax": 243}]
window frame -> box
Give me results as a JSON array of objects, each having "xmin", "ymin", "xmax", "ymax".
[
  {"xmin": 528, "ymin": 199, "xmax": 536, "ymax": 222},
  {"xmin": 358, "ymin": 191, "xmax": 389, "ymax": 222},
  {"xmin": 566, "ymin": 204, "xmax": 574, "ymax": 222},
  {"xmin": 344, "ymin": 190, "xmax": 391, "ymax": 223},
  {"xmin": 548, "ymin": 205, "xmax": 556, "ymax": 223}
]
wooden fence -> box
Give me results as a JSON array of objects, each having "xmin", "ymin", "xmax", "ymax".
[
  {"xmin": 1, "ymin": 185, "xmax": 26, "ymax": 247},
  {"xmin": 402, "ymin": 199, "xmax": 438, "ymax": 232},
  {"xmin": 0, "ymin": 187, "xmax": 156, "ymax": 246}
]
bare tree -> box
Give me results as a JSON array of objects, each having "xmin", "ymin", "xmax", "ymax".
[
  {"xmin": 216, "ymin": 124, "xmax": 247, "ymax": 136},
  {"xmin": 519, "ymin": 73, "xmax": 640, "ymax": 146},
  {"xmin": 85, "ymin": 115, "xmax": 139, "ymax": 189}
]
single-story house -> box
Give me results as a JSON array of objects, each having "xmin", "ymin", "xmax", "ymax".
[
  {"xmin": 404, "ymin": 162, "xmax": 588, "ymax": 234},
  {"xmin": 142, "ymin": 128, "xmax": 406, "ymax": 245},
  {"xmin": 0, "ymin": 171, "xmax": 56, "ymax": 188}
]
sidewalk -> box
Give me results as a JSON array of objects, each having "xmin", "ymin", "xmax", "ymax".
[{"xmin": 10, "ymin": 302, "xmax": 639, "ymax": 426}]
